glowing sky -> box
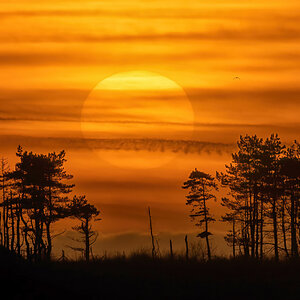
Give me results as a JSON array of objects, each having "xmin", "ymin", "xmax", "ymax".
[{"xmin": 0, "ymin": 0, "xmax": 299, "ymax": 256}]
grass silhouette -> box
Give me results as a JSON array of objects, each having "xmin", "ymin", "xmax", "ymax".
[{"xmin": 1, "ymin": 246, "xmax": 300, "ymax": 300}]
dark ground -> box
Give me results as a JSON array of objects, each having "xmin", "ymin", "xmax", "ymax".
[{"xmin": 1, "ymin": 247, "xmax": 300, "ymax": 300}]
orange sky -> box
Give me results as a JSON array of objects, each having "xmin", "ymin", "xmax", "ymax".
[{"xmin": 0, "ymin": 0, "xmax": 300, "ymax": 257}]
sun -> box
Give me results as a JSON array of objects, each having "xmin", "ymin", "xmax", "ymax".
[{"xmin": 81, "ymin": 71, "xmax": 194, "ymax": 169}]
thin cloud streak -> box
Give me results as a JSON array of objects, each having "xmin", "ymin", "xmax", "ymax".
[
  {"xmin": 1, "ymin": 88, "xmax": 300, "ymax": 134},
  {"xmin": 1, "ymin": 6, "xmax": 300, "ymax": 21},
  {"xmin": 1, "ymin": 116, "xmax": 299, "ymax": 131},
  {"xmin": 0, "ymin": 135, "xmax": 235, "ymax": 155},
  {"xmin": 0, "ymin": 50, "xmax": 299, "ymax": 73},
  {"xmin": 0, "ymin": 51, "xmax": 233, "ymax": 66},
  {"xmin": 1, "ymin": 27, "xmax": 300, "ymax": 43}
]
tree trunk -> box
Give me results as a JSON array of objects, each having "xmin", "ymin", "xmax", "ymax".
[
  {"xmin": 45, "ymin": 221, "xmax": 52, "ymax": 260},
  {"xmin": 294, "ymin": 192, "xmax": 299, "ymax": 257},
  {"xmin": 260, "ymin": 198, "xmax": 264, "ymax": 259},
  {"xmin": 202, "ymin": 197, "xmax": 211, "ymax": 260},
  {"xmin": 1, "ymin": 162, "xmax": 6, "ymax": 248},
  {"xmin": 5, "ymin": 199, "xmax": 9, "ymax": 249},
  {"xmin": 249, "ymin": 192, "xmax": 255, "ymax": 258},
  {"xmin": 148, "ymin": 207, "xmax": 155, "ymax": 259},
  {"xmin": 291, "ymin": 193, "xmax": 298, "ymax": 257},
  {"xmin": 0, "ymin": 213, "xmax": 2, "ymax": 246},
  {"xmin": 20, "ymin": 208, "xmax": 31, "ymax": 260},
  {"xmin": 185, "ymin": 235, "xmax": 189, "ymax": 261},
  {"xmin": 84, "ymin": 219, "xmax": 90, "ymax": 262},
  {"xmin": 10, "ymin": 194, "xmax": 15, "ymax": 251},
  {"xmin": 255, "ymin": 194, "xmax": 259, "ymax": 259},
  {"xmin": 281, "ymin": 198, "xmax": 289, "ymax": 258},
  {"xmin": 2, "ymin": 200, "xmax": 5, "ymax": 247},
  {"xmin": 272, "ymin": 198, "xmax": 279, "ymax": 261},
  {"xmin": 46, "ymin": 186, "xmax": 53, "ymax": 260},
  {"xmin": 16, "ymin": 198, "xmax": 21, "ymax": 255},
  {"xmin": 244, "ymin": 196, "xmax": 250, "ymax": 257},
  {"xmin": 169, "ymin": 239, "xmax": 173, "ymax": 259},
  {"xmin": 232, "ymin": 218, "xmax": 236, "ymax": 258}
]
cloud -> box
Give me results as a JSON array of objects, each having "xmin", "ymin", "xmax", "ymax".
[
  {"xmin": 1, "ymin": 28, "xmax": 300, "ymax": 44},
  {"xmin": 0, "ymin": 88, "xmax": 86, "ymax": 123},
  {"xmin": 0, "ymin": 50, "xmax": 229, "ymax": 66},
  {"xmin": 187, "ymin": 87, "xmax": 300, "ymax": 104},
  {"xmin": 1, "ymin": 6, "xmax": 300, "ymax": 22},
  {"xmin": 1, "ymin": 87, "xmax": 300, "ymax": 121},
  {"xmin": 0, "ymin": 135, "xmax": 235, "ymax": 155},
  {"xmin": 1, "ymin": 88, "xmax": 300, "ymax": 144},
  {"xmin": 78, "ymin": 178, "xmax": 175, "ymax": 191}
]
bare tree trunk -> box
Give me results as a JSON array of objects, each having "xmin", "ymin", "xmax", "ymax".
[
  {"xmin": 34, "ymin": 209, "xmax": 44, "ymax": 261},
  {"xmin": 1, "ymin": 159, "xmax": 6, "ymax": 248},
  {"xmin": 232, "ymin": 218, "xmax": 236, "ymax": 258},
  {"xmin": 202, "ymin": 187, "xmax": 211, "ymax": 260},
  {"xmin": 295, "ymin": 193, "xmax": 299, "ymax": 257},
  {"xmin": 244, "ymin": 196, "xmax": 250, "ymax": 257},
  {"xmin": 2, "ymin": 198, "xmax": 5, "ymax": 247},
  {"xmin": 4, "ymin": 198, "xmax": 9, "ymax": 249},
  {"xmin": 20, "ymin": 210, "xmax": 31, "ymax": 260},
  {"xmin": 10, "ymin": 193, "xmax": 15, "ymax": 251},
  {"xmin": 15, "ymin": 197, "xmax": 21, "ymax": 255},
  {"xmin": 291, "ymin": 193, "xmax": 298, "ymax": 257},
  {"xmin": 255, "ymin": 195, "xmax": 259, "ymax": 259},
  {"xmin": 169, "ymin": 239, "xmax": 173, "ymax": 259},
  {"xmin": 272, "ymin": 197, "xmax": 279, "ymax": 261},
  {"xmin": 148, "ymin": 207, "xmax": 155, "ymax": 259},
  {"xmin": 45, "ymin": 186, "xmax": 53, "ymax": 260},
  {"xmin": 0, "ymin": 213, "xmax": 2, "ymax": 246},
  {"xmin": 84, "ymin": 219, "xmax": 90, "ymax": 262},
  {"xmin": 45, "ymin": 221, "xmax": 52, "ymax": 260},
  {"xmin": 281, "ymin": 198, "xmax": 289, "ymax": 258},
  {"xmin": 185, "ymin": 235, "xmax": 189, "ymax": 261},
  {"xmin": 249, "ymin": 192, "xmax": 255, "ymax": 258},
  {"xmin": 260, "ymin": 198, "xmax": 264, "ymax": 259}
]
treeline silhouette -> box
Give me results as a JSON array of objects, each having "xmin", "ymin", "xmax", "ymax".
[
  {"xmin": 0, "ymin": 146, "xmax": 99, "ymax": 262},
  {"xmin": 183, "ymin": 134, "xmax": 300, "ymax": 261},
  {"xmin": 1, "ymin": 134, "xmax": 300, "ymax": 263}
]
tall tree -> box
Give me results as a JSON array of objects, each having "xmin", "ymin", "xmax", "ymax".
[
  {"xmin": 0, "ymin": 158, "xmax": 9, "ymax": 248},
  {"xmin": 220, "ymin": 197, "xmax": 238, "ymax": 258},
  {"xmin": 68, "ymin": 195, "xmax": 100, "ymax": 262},
  {"xmin": 279, "ymin": 141, "xmax": 300, "ymax": 257},
  {"xmin": 42, "ymin": 150, "xmax": 74, "ymax": 259},
  {"xmin": 8, "ymin": 146, "xmax": 74, "ymax": 260},
  {"xmin": 262, "ymin": 134, "xmax": 285, "ymax": 260},
  {"xmin": 218, "ymin": 134, "xmax": 294, "ymax": 260},
  {"xmin": 182, "ymin": 169, "xmax": 217, "ymax": 260},
  {"xmin": 218, "ymin": 135, "xmax": 267, "ymax": 259}
]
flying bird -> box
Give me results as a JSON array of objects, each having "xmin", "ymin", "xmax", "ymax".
[{"xmin": 234, "ymin": 76, "xmax": 241, "ymax": 80}]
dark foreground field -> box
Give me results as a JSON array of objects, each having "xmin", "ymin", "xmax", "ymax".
[{"xmin": 1, "ymin": 247, "xmax": 300, "ymax": 300}]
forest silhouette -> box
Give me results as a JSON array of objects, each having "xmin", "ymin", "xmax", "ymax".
[{"xmin": 1, "ymin": 133, "xmax": 300, "ymax": 299}]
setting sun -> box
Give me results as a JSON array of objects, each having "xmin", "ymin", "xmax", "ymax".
[{"xmin": 81, "ymin": 71, "xmax": 194, "ymax": 168}]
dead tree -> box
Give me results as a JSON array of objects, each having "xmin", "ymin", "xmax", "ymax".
[{"xmin": 148, "ymin": 207, "xmax": 156, "ymax": 259}]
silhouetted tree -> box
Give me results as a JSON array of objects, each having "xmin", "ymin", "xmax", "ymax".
[
  {"xmin": 42, "ymin": 150, "xmax": 74, "ymax": 259},
  {"xmin": 279, "ymin": 141, "xmax": 300, "ymax": 257},
  {"xmin": 6, "ymin": 146, "xmax": 74, "ymax": 261},
  {"xmin": 218, "ymin": 134, "xmax": 300, "ymax": 260},
  {"xmin": 220, "ymin": 198, "xmax": 237, "ymax": 258},
  {"xmin": 262, "ymin": 134, "xmax": 285, "ymax": 260},
  {"xmin": 0, "ymin": 158, "xmax": 9, "ymax": 248},
  {"xmin": 218, "ymin": 135, "xmax": 274, "ymax": 259},
  {"xmin": 68, "ymin": 195, "xmax": 100, "ymax": 262},
  {"xmin": 182, "ymin": 169, "xmax": 217, "ymax": 260},
  {"xmin": 148, "ymin": 207, "xmax": 156, "ymax": 259}
]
